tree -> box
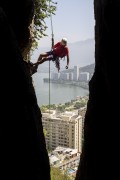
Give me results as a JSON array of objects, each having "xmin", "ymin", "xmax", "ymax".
[
  {"xmin": 40, "ymin": 105, "xmax": 48, "ymax": 112},
  {"xmin": 74, "ymin": 100, "xmax": 86, "ymax": 109},
  {"xmin": 51, "ymin": 167, "xmax": 71, "ymax": 180},
  {"xmin": 57, "ymin": 105, "xmax": 66, "ymax": 112},
  {"xmin": 43, "ymin": 128, "xmax": 47, "ymax": 137},
  {"xmin": 32, "ymin": 0, "xmax": 57, "ymax": 49},
  {"xmin": 65, "ymin": 102, "xmax": 71, "ymax": 106}
]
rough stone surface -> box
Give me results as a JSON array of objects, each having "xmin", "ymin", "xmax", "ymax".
[
  {"xmin": 0, "ymin": 1, "xmax": 51, "ymax": 179},
  {"xmin": 76, "ymin": 0, "xmax": 120, "ymax": 179}
]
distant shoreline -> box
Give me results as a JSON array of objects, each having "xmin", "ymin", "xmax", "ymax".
[{"xmin": 43, "ymin": 78, "xmax": 89, "ymax": 90}]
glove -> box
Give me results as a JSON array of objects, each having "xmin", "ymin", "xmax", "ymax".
[{"xmin": 65, "ymin": 65, "xmax": 68, "ymax": 69}]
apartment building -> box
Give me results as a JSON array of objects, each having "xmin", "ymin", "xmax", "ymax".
[
  {"xmin": 73, "ymin": 65, "xmax": 80, "ymax": 81},
  {"xmin": 42, "ymin": 110, "xmax": 83, "ymax": 152},
  {"xmin": 79, "ymin": 72, "xmax": 90, "ymax": 82},
  {"xmin": 49, "ymin": 146, "xmax": 80, "ymax": 170}
]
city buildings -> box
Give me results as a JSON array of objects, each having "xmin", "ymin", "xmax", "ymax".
[
  {"xmin": 42, "ymin": 110, "xmax": 83, "ymax": 153},
  {"xmin": 73, "ymin": 65, "xmax": 80, "ymax": 81},
  {"xmin": 51, "ymin": 65, "xmax": 90, "ymax": 82},
  {"xmin": 79, "ymin": 72, "xmax": 90, "ymax": 82},
  {"xmin": 49, "ymin": 146, "xmax": 80, "ymax": 170}
]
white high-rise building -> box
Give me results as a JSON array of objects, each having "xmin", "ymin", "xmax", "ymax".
[
  {"xmin": 73, "ymin": 65, "xmax": 80, "ymax": 81},
  {"xmin": 79, "ymin": 72, "xmax": 90, "ymax": 82},
  {"xmin": 69, "ymin": 72, "xmax": 73, "ymax": 81},
  {"xmin": 59, "ymin": 72, "xmax": 69, "ymax": 80},
  {"xmin": 51, "ymin": 73, "xmax": 59, "ymax": 80},
  {"xmin": 42, "ymin": 110, "xmax": 83, "ymax": 153}
]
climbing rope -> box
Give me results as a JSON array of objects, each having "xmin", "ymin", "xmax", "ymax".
[{"xmin": 49, "ymin": 0, "xmax": 54, "ymax": 114}]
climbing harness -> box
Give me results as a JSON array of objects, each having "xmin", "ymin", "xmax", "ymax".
[{"xmin": 53, "ymin": 57, "xmax": 60, "ymax": 72}]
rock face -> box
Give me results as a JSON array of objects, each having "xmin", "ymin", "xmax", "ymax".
[
  {"xmin": 0, "ymin": 1, "xmax": 51, "ymax": 179},
  {"xmin": 76, "ymin": 0, "xmax": 120, "ymax": 180}
]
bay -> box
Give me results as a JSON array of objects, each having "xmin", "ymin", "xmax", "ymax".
[{"xmin": 32, "ymin": 73, "xmax": 89, "ymax": 107}]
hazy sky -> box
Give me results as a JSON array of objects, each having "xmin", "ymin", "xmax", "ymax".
[{"xmin": 38, "ymin": 0, "xmax": 95, "ymax": 48}]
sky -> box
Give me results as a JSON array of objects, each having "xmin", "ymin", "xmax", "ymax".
[{"xmin": 38, "ymin": 0, "xmax": 95, "ymax": 48}]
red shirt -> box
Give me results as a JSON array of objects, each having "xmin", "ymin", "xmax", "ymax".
[{"xmin": 53, "ymin": 42, "xmax": 69, "ymax": 58}]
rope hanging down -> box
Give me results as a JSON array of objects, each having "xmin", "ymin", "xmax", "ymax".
[
  {"xmin": 49, "ymin": 0, "xmax": 54, "ymax": 113},
  {"xmin": 49, "ymin": 0, "xmax": 54, "ymax": 49}
]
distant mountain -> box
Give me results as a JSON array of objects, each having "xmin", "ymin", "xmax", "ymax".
[
  {"xmin": 68, "ymin": 38, "xmax": 95, "ymax": 67},
  {"xmin": 31, "ymin": 38, "xmax": 95, "ymax": 72},
  {"xmin": 80, "ymin": 63, "xmax": 95, "ymax": 74}
]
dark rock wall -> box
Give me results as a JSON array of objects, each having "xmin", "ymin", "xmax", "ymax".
[
  {"xmin": 76, "ymin": 0, "xmax": 120, "ymax": 179},
  {"xmin": 0, "ymin": 0, "xmax": 34, "ymax": 58},
  {"xmin": 0, "ymin": 1, "xmax": 51, "ymax": 180}
]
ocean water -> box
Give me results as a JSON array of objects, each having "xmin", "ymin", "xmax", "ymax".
[{"xmin": 32, "ymin": 73, "xmax": 89, "ymax": 107}]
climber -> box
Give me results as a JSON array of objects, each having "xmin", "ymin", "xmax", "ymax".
[{"xmin": 32, "ymin": 37, "xmax": 70, "ymax": 73}]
